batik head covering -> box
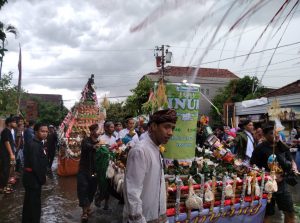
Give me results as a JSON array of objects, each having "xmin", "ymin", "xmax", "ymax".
[{"xmin": 149, "ymin": 109, "xmax": 177, "ymax": 125}]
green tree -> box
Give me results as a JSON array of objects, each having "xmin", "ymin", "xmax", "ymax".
[
  {"xmin": 210, "ymin": 76, "xmax": 266, "ymax": 126},
  {"xmin": 0, "ymin": 0, "xmax": 7, "ymax": 9},
  {"xmin": 124, "ymin": 77, "xmax": 153, "ymax": 116},
  {"xmin": 0, "ymin": 72, "xmax": 19, "ymax": 117},
  {"xmin": 106, "ymin": 101, "xmax": 130, "ymax": 123},
  {"xmin": 33, "ymin": 98, "xmax": 69, "ymax": 126},
  {"xmin": 0, "ymin": 22, "xmax": 18, "ymax": 78}
]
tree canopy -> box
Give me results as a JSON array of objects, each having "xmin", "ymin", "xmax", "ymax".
[
  {"xmin": 33, "ymin": 98, "xmax": 69, "ymax": 126},
  {"xmin": 106, "ymin": 76, "xmax": 153, "ymax": 122},
  {"xmin": 210, "ymin": 75, "xmax": 266, "ymax": 125},
  {"xmin": 105, "ymin": 101, "xmax": 130, "ymax": 124},
  {"xmin": 0, "ymin": 0, "xmax": 7, "ymax": 9},
  {"xmin": 124, "ymin": 76, "xmax": 153, "ymax": 116},
  {"xmin": 0, "ymin": 72, "xmax": 18, "ymax": 117}
]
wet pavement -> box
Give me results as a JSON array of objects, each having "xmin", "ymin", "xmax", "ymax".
[
  {"xmin": 0, "ymin": 159, "xmax": 299, "ymax": 223},
  {"xmin": 0, "ymin": 160, "xmax": 123, "ymax": 223}
]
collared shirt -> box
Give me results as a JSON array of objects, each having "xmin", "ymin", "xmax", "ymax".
[
  {"xmin": 114, "ymin": 130, "xmax": 122, "ymax": 140},
  {"xmin": 119, "ymin": 128, "xmax": 139, "ymax": 146},
  {"xmin": 245, "ymin": 130, "xmax": 254, "ymax": 158},
  {"xmin": 139, "ymin": 131, "xmax": 148, "ymax": 141},
  {"xmin": 99, "ymin": 133, "xmax": 116, "ymax": 146},
  {"xmin": 123, "ymin": 134, "xmax": 166, "ymax": 223}
]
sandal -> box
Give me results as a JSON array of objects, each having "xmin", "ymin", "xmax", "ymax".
[
  {"xmin": 81, "ymin": 213, "xmax": 88, "ymax": 222},
  {"xmin": 87, "ymin": 207, "xmax": 93, "ymax": 216},
  {"xmin": 3, "ymin": 187, "xmax": 14, "ymax": 194}
]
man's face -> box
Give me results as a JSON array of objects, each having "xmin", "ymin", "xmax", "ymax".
[
  {"xmin": 10, "ymin": 121, "xmax": 17, "ymax": 129},
  {"xmin": 36, "ymin": 126, "xmax": 48, "ymax": 141},
  {"xmin": 264, "ymin": 130, "xmax": 274, "ymax": 143},
  {"xmin": 115, "ymin": 124, "xmax": 122, "ymax": 132},
  {"xmin": 224, "ymin": 127, "xmax": 230, "ymax": 134},
  {"xmin": 49, "ymin": 127, "xmax": 55, "ymax": 134},
  {"xmin": 256, "ymin": 128, "xmax": 263, "ymax": 135},
  {"xmin": 91, "ymin": 128, "xmax": 100, "ymax": 138},
  {"xmin": 106, "ymin": 124, "xmax": 115, "ymax": 135},
  {"xmin": 245, "ymin": 122, "xmax": 254, "ymax": 132},
  {"xmin": 127, "ymin": 119, "xmax": 135, "ymax": 130},
  {"xmin": 151, "ymin": 122, "xmax": 176, "ymax": 145}
]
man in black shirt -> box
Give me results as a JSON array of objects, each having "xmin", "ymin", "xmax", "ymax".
[
  {"xmin": 77, "ymin": 123, "xmax": 100, "ymax": 222},
  {"xmin": 22, "ymin": 123, "xmax": 48, "ymax": 223},
  {"xmin": 251, "ymin": 126, "xmax": 296, "ymax": 223},
  {"xmin": 0, "ymin": 116, "xmax": 17, "ymax": 194},
  {"xmin": 46, "ymin": 125, "xmax": 58, "ymax": 171}
]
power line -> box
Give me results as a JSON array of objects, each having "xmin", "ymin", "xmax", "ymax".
[
  {"xmin": 63, "ymin": 95, "xmax": 131, "ymax": 101},
  {"xmin": 237, "ymin": 64, "xmax": 300, "ymax": 74},
  {"xmin": 22, "ymin": 48, "xmax": 154, "ymax": 53},
  {"xmin": 232, "ymin": 57, "xmax": 300, "ymax": 73},
  {"xmin": 194, "ymin": 41, "xmax": 300, "ymax": 66}
]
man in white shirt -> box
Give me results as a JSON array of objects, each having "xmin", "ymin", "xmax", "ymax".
[
  {"xmin": 235, "ymin": 120, "xmax": 255, "ymax": 162},
  {"xmin": 100, "ymin": 121, "xmax": 117, "ymax": 148},
  {"xmin": 119, "ymin": 117, "xmax": 139, "ymax": 146},
  {"xmin": 123, "ymin": 109, "xmax": 177, "ymax": 223},
  {"xmin": 114, "ymin": 122, "xmax": 123, "ymax": 140}
]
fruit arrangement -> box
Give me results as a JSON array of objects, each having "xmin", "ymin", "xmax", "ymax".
[{"xmin": 58, "ymin": 75, "xmax": 105, "ymax": 159}]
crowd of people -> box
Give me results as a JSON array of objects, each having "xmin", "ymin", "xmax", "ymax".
[
  {"xmin": 1, "ymin": 112, "xmax": 300, "ymax": 223},
  {"xmin": 0, "ymin": 115, "xmax": 58, "ymax": 222},
  {"xmin": 197, "ymin": 120, "xmax": 300, "ymax": 223}
]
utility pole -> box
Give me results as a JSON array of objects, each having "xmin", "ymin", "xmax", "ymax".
[{"xmin": 154, "ymin": 45, "xmax": 172, "ymax": 81}]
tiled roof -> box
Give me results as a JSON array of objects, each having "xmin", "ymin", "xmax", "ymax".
[
  {"xmin": 264, "ymin": 80, "xmax": 300, "ymax": 97},
  {"xmin": 147, "ymin": 66, "xmax": 239, "ymax": 79},
  {"xmin": 22, "ymin": 93, "xmax": 62, "ymax": 104}
]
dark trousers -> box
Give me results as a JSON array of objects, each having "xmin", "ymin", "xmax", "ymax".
[
  {"xmin": 0, "ymin": 154, "xmax": 9, "ymax": 188},
  {"xmin": 77, "ymin": 171, "xmax": 97, "ymax": 207},
  {"xmin": 47, "ymin": 148, "xmax": 55, "ymax": 169},
  {"xmin": 22, "ymin": 186, "xmax": 42, "ymax": 223}
]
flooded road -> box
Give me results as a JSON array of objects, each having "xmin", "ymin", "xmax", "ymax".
[
  {"xmin": 0, "ymin": 160, "xmax": 123, "ymax": 223},
  {"xmin": 0, "ymin": 159, "xmax": 299, "ymax": 223}
]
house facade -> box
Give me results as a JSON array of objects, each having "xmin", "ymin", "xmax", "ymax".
[
  {"xmin": 234, "ymin": 80, "xmax": 300, "ymax": 131},
  {"xmin": 143, "ymin": 66, "xmax": 239, "ymax": 116}
]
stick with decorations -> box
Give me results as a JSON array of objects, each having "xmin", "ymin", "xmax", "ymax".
[
  {"xmin": 220, "ymin": 175, "xmax": 227, "ymax": 214},
  {"xmin": 175, "ymin": 176, "xmax": 183, "ymax": 221},
  {"xmin": 210, "ymin": 176, "xmax": 216, "ymax": 214},
  {"xmin": 259, "ymin": 168, "xmax": 265, "ymax": 204},
  {"xmin": 240, "ymin": 174, "xmax": 247, "ymax": 210},
  {"xmin": 231, "ymin": 175, "xmax": 237, "ymax": 213},
  {"xmin": 250, "ymin": 173, "xmax": 257, "ymax": 208},
  {"xmin": 198, "ymin": 174, "xmax": 205, "ymax": 217}
]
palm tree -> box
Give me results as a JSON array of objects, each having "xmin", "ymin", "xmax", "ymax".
[
  {"xmin": 0, "ymin": 0, "xmax": 8, "ymax": 10},
  {"xmin": 0, "ymin": 21, "xmax": 18, "ymax": 79}
]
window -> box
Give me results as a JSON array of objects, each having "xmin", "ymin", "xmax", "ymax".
[
  {"xmin": 201, "ymin": 89, "xmax": 204, "ymax": 94},
  {"xmin": 206, "ymin": 89, "xmax": 209, "ymax": 95}
]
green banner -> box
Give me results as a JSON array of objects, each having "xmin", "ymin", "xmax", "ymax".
[{"xmin": 163, "ymin": 83, "xmax": 201, "ymax": 161}]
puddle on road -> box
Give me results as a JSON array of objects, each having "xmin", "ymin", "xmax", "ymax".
[{"xmin": 0, "ymin": 160, "xmax": 123, "ymax": 223}]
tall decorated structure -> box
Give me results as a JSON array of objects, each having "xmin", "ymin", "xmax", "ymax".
[{"xmin": 57, "ymin": 74, "xmax": 105, "ymax": 176}]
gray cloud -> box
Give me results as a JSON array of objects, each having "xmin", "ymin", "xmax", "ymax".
[{"xmin": 1, "ymin": 0, "xmax": 300, "ymax": 108}]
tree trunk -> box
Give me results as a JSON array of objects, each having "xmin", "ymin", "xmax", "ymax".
[{"xmin": 0, "ymin": 41, "xmax": 4, "ymax": 79}]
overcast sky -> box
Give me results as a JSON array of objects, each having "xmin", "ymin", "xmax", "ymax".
[{"xmin": 1, "ymin": 0, "xmax": 300, "ymax": 109}]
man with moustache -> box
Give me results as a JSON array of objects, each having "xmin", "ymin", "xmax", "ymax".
[
  {"xmin": 77, "ymin": 123, "xmax": 100, "ymax": 222},
  {"xmin": 22, "ymin": 123, "xmax": 48, "ymax": 223},
  {"xmin": 123, "ymin": 109, "xmax": 177, "ymax": 223}
]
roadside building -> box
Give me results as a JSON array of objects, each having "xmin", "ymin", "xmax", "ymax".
[
  {"xmin": 143, "ymin": 66, "xmax": 239, "ymax": 117},
  {"xmin": 234, "ymin": 80, "xmax": 300, "ymax": 132}
]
